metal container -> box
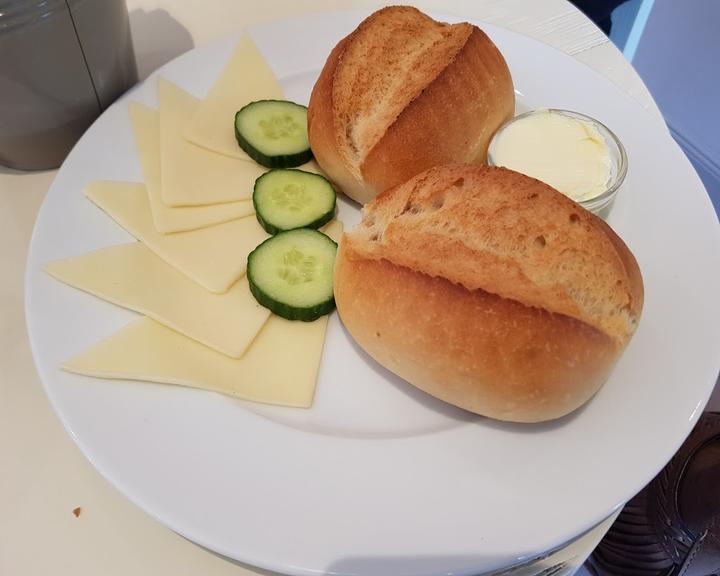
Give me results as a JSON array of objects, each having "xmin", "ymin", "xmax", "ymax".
[{"xmin": 0, "ymin": 0, "xmax": 138, "ymax": 170}]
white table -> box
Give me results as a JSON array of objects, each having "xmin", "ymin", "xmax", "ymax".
[{"xmin": 1, "ymin": 2, "xmax": 713, "ymax": 575}]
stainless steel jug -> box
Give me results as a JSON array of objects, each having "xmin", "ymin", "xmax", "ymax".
[{"xmin": 0, "ymin": 0, "xmax": 138, "ymax": 170}]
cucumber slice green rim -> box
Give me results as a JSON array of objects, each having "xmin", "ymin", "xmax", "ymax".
[
  {"xmin": 234, "ymin": 100, "xmax": 313, "ymax": 168},
  {"xmin": 247, "ymin": 228, "xmax": 338, "ymax": 322},
  {"xmin": 253, "ymin": 169, "xmax": 336, "ymax": 235}
]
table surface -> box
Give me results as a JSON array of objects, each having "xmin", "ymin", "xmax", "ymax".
[{"xmin": 1, "ymin": 1, "xmax": 717, "ymax": 575}]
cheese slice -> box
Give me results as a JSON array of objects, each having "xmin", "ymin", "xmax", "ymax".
[
  {"xmin": 45, "ymin": 242, "xmax": 270, "ymax": 358},
  {"xmin": 184, "ymin": 35, "xmax": 285, "ymax": 159},
  {"xmin": 62, "ymin": 315, "xmax": 327, "ymax": 408},
  {"xmin": 158, "ymin": 80, "xmax": 268, "ymax": 206},
  {"xmin": 128, "ymin": 102, "xmax": 254, "ymax": 232},
  {"xmin": 86, "ymin": 181, "xmax": 268, "ymax": 293}
]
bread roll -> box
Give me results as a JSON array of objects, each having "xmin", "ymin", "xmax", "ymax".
[
  {"xmin": 334, "ymin": 165, "xmax": 644, "ymax": 422},
  {"xmin": 308, "ymin": 6, "xmax": 514, "ymax": 204}
]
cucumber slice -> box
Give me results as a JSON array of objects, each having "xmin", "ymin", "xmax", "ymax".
[
  {"xmin": 234, "ymin": 100, "xmax": 312, "ymax": 168},
  {"xmin": 254, "ymin": 169, "xmax": 336, "ymax": 235},
  {"xmin": 247, "ymin": 229, "xmax": 337, "ymax": 321}
]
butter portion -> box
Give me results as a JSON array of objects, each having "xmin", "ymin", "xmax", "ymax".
[{"xmin": 489, "ymin": 110, "xmax": 611, "ymax": 202}]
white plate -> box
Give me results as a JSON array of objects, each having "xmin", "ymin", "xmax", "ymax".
[{"xmin": 26, "ymin": 9, "xmax": 720, "ymax": 576}]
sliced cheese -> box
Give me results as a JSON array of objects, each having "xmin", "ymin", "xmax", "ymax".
[
  {"xmin": 85, "ymin": 181, "xmax": 268, "ymax": 293},
  {"xmin": 62, "ymin": 315, "xmax": 328, "ymax": 408},
  {"xmin": 158, "ymin": 80, "xmax": 268, "ymax": 206},
  {"xmin": 321, "ymin": 219, "xmax": 343, "ymax": 243},
  {"xmin": 45, "ymin": 242, "xmax": 270, "ymax": 358},
  {"xmin": 297, "ymin": 159, "xmax": 324, "ymax": 176},
  {"xmin": 128, "ymin": 101, "xmax": 254, "ymax": 232},
  {"xmin": 184, "ymin": 35, "xmax": 285, "ymax": 159}
]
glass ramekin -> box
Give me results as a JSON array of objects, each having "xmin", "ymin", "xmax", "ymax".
[{"xmin": 487, "ymin": 109, "xmax": 628, "ymax": 217}]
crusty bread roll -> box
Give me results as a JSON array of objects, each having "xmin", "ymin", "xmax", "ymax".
[
  {"xmin": 308, "ymin": 6, "xmax": 514, "ymax": 204},
  {"xmin": 334, "ymin": 165, "xmax": 644, "ymax": 422}
]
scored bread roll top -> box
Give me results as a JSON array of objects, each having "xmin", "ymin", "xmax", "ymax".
[
  {"xmin": 308, "ymin": 6, "xmax": 514, "ymax": 204},
  {"xmin": 334, "ymin": 165, "xmax": 644, "ymax": 422}
]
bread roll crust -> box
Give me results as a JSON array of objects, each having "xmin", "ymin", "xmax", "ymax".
[
  {"xmin": 334, "ymin": 165, "xmax": 644, "ymax": 422},
  {"xmin": 308, "ymin": 6, "xmax": 514, "ymax": 204},
  {"xmin": 335, "ymin": 253, "xmax": 618, "ymax": 422}
]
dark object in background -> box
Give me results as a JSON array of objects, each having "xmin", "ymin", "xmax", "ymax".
[
  {"xmin": 588, "ymin": 412, "xmax": 720, "ymax": 576},
  {"xmin": 0, "ymin": 0, "xmax": 138, "ymax": 170},
  {"xmin": 570, "ymin": 0, "xmax": 630, "ymax": 34}
]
